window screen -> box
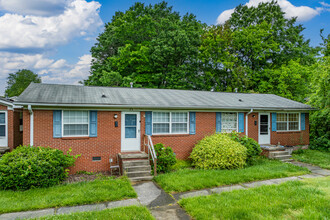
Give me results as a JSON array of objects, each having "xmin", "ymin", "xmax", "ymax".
[
  {"xmin": 276, "ymin": 113, "xmax": 299, "ymax": 131},
  {"xmin": 221, "ymin": 113, "xmax": 237, "ymax": 133},
  {"xmin": 63, "ymin": 111, "xmax": 89, "ymax": 136},
  {"xmin": 153, "ymin": 112, "xmax": 188, "ymax": 134}
]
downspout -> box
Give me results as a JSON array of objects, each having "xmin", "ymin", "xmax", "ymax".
[
  {"xmin": 28, "ymin": 105, "xmax": 34, "ymax": 146},
  {"xmin": 246, "ymin": 109, "xmax": 253, "ymax": 136}
]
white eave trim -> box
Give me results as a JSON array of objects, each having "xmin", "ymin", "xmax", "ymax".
[{"xmin": 14, "ymin": 102, "xmax": 314, "ymax": 112}]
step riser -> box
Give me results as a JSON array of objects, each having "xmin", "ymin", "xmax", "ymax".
[
  {"xmin": 274, "ymin": 155, "xmax": 292, "ymax": 160},
  {"xmin": 124, "ymin": 166, "xmax": 151, "ymax": 172},
  {"xmin": 123, "ymin": 160, "xmax": 149, "ymax": 167},
  {"xmin": 130, "ymin": 176, "xmax": 153, "ymax": 181},
  {"xmin": 127, "ymin": 171, "xmax": 151, "ymax": 178}
]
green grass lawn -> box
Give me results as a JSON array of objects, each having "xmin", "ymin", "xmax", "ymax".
[
  {"xmin": 38, "ymin": 206, "xmax": 154, "ymax": 220},
  {"xmin": 292, "ymin": 149, "xmax": 330, "ymax": 169},
  {"xmin": 154, "ymin": 157, "xmax": 309, "ymax": 193},
  {"xmin": 0, "ymin": 177, "xmax": 136, "ymax": 214},
  {"xmin": 179, "ymin": 177, "xmax": 330, "ymax": 220}
]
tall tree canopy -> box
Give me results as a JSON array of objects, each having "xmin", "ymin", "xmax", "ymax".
[
  {"xmin": 308, "ymin": 32, "xmax": 330, "ymax": 151},
  {"xmin": 85, "ymin": 1, "xmax": 204, "ymax": 89},
  {"xmin": 199, "ymin": 0, "xmax": 316, "ymax": 98},
  {"xmin": 5, "ymin": 69, "xmax": 41, "ymax": 97}
]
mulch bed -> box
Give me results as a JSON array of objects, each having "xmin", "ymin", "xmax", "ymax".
[{"xmin": 64, "ymin": 171, "xmax": 120, "ymax": 184}]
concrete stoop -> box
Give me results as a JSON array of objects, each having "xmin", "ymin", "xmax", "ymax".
[
  {"xmin": 119, "ymin": 152, "xmax": 153, "ymax": 181},
  {"xmin": 0, "ymin": 147, "xmax": 9, "ymax": 158},
  {"xmin": 269, "ymin": 150, "xmax": 293, "ymax": 162}
]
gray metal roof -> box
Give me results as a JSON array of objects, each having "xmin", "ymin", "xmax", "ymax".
[{"xmin": 15, "ymin": 83, "xmax": 313, "ymax": 110}]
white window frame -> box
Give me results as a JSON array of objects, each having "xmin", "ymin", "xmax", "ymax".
[
  {"xmin": 62, "ymin": 110, "xmax": 89, "ymax": 137},
  {"xmin": 221, "ymin": 112, "xmax": 238, "ymax": 133},
  {"xmin": 152, "ymin": 111, "xmax": 189, "ymax": 135},
  {"xmin": 0, "ymin": 111, "xmax": 7, "ymax": 140},
  {"xmin": 276, "ymin": 112, "xmax": 300, "ymax": 132}
]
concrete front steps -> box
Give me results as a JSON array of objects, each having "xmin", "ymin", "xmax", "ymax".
[
  {"xmin": 269, "ymin": 151, "xmax": 293, "ymax": 162},
  {"xmin": 0, "ymin": 147, "xmax": 9, "ymax": 158},
  {"xmin": 119, "ymin": 152, "xmax": 153, "ymax": 181}
]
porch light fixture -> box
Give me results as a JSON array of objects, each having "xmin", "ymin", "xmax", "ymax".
[{"xmin": 114, "ymin": 114, "xmax": 118, "ymax": 119}]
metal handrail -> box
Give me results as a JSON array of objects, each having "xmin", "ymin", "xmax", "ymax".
[{"xmin": 144, "ymin": 135, "xmax": 157, "ymax": 176}]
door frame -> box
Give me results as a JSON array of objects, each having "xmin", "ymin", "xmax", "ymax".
[
  {"xmin": 0, "ymin": 111, "xmax": 8, "ymax": 147},
  {"xmin": 121, "ymin": 112, "xmax": 141, "ymax": 152},
  {"xmin": 258, "ymin": 112, "xmax": 270, "ymax": 145}
]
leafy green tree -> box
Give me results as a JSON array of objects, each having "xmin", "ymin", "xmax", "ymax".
[
  {"xmin": 308, "ymin": 32, "xmax": 330, "ymax": 151},
  {"xmin": 5, "ymin": 69, "xmax": 41, "ymax": 97},
  {"xmin": 199, "ymin": 1, "xmax": 315, "ymax": 96},
  {"xmin": 85, "ymin": 2, "xmax": 204, "ymax": 89}
]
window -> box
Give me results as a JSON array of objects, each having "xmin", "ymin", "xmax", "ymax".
[
  {"xmin": 0, "ymin": 112, "xmax": 5, "ymax": 137},
  {"xmin": 92, "ymin": 156, "xmax": 101, "ymax": 161},
  {"xmin": 276, "ymin": 113, "xmax": 300, "ymax": 131},
  {"xmin": 63, "ymin": 111, "xmax": 89, "ymax": 136},
  {"xmin": 153, "ymin": 112, "xmax": 188, "ymax": 134},
  {"xmin": 222, "ymin": 113, "xmax": 237, "ymax": 133}
]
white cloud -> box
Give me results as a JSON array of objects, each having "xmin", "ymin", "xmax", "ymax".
[
  {"xmin": 0, "ymin": 0, "xmax": 67, "ymax": 17},
  {"xmin": 0, "ymin": 52, "xmax": 92, "ymax": 95},
  {"xmin": 0, "ymin": 0, "xmax": 102, "ymax": 51},
  {"xmin": 217, "ymin": 0, "xmax": 321, "ymax": 24}
]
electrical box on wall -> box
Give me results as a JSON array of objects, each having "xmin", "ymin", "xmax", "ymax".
[
  {"xmin": 254, "ymin": 121, "xmax": 257, "ymax": 126},
  {"xmin": 115, "ymin": 121, "xmax": 118, "ymax": 127}
]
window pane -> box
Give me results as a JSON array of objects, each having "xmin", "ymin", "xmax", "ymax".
[
  {"xmin": 172, "ymin": 123, "xmax": 187, "ymax": 133},
  {"xmin": 153, "ymin": 123, "xmax": 169, "ymax": 134},
  {"xmin": 288, "ymin": 113, "xmax": 299, "ymax": 122},
  {"xmin": 0, "ymin": 113, "xmax": 5, "ymax": 124},
  {"xmin": 222, "ymin": 113, "xmax": 237, "ymax": 132},
  {"xmin": 277, "ymin": 113, "xmax": 287, "ymax": 122},
  {"xmin": 125, "ymin": 127, "xmax": 136, "ymax": 138},
  {"xmin": 260, "ymin": 125, "xmax": 268, "ymax": 134},
  {"xmin": 260, "ymin": 115, "xmax": 268, "ymax": 123},
  {"xmin": 63, "ymin": 124, "xmax": 88, "ymax": 136},
  {"xmin": 125, "ymin": 114, "xmax": 137, "ymax": 126},
  {"xmin": 63, "ymin": 111, "xmax": 88, "ymax": 124},
  {"xmin": 289, "ymin": 122, "xmax": 299, "ymax": 130},
  {"xmin": 0, "ymin": 125, "xmax": 5, "ymax": 137},
  {"xmin": 277, "ymin": 122, "xmax": 287, "ymax": 131},
  {"xmin": 172, "ymin": 112, "xmax": 188, "ymax": 123},
  {"xmin": 153, "ymin": 112, "xmax": 170, "ymax": 123}
]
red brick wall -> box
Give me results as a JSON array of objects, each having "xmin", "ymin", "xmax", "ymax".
[
  {"xmin": 0, "ymin": 104, "xmax": 22, "ymax": 150},
  {"xmin": 248, "ymin": 112, "xmax": 259, "ymax": 142},
  {"xmin": 270, "ymin": 113, "xmax": 309, "ymax": 146},
  {"xmin": 22, "ymin": 109, "xmax": 309, "ymax": 172},
  {"xmin": 23, "ymin": 110, "xmax": 122, "ymax": 173}
]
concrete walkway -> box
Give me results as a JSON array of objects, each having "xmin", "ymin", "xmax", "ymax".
[
  {"xmin": 0, "ymin": 199, "xmax": 140, "ymax": 220},
  {"xmin": 0, "ymin": 161, "xmax": 328, "ymax": 220},
  {"xmin": 171, "ymin": 161, "xmax": 329, "ymax": 200}
]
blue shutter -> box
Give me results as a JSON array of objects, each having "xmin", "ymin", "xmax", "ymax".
[
  {"xmin": 53, "ymin": 110, "xmax": 62, "ymax": 138},
  {"xmin": 272, "ymin": 113, "xmax": 277, "ymax": 131},
  {"xmin": 238, "ymin": 113, "xmax": 244, "ymax": 133},
  {"xmin": 89, "ymin": 111, "xmax": 97, "ymax": 137},
  {"xmin": 301, "ymin": 113, "xmax": 305, "ymax": 131},
  {"xmin": 145, "ymin": 111, "xmax": 152, "ymax": 135},
  {"xmin": 216, "ymin": 112, "xmax": 221, "ymax": 133},
  {"xmin": 189, "ymin": 112, "xmax": 196, "ymax": 135}
]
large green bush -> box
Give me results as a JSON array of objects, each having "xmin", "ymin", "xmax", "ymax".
[
  {"xmin": 0, "ymin": 146, "xmax": 77, "ymax": 190},
  {"xmin": 227, "ymin": 132, "xmax": 262, "ymax": 162},
  {"xmin": 190, "ymin": 133, "xmax": 247, "ymax": 170},
  {"xmin": 153, "ymin": 143, "xmax": 176, "ymax": 173},
  {"xmin": 309, "ymin": 108, "xmax": 330, "ymax": 152}
]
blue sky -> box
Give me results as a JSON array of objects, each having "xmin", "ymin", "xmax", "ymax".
[{"xmin": 0, "ymin": 0, "xmax": 329, "ymax": 96}]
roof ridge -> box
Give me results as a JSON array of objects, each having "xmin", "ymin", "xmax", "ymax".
[{"xmin": 32, "ymin": 83, "xmax": 276, "ymax": 96}]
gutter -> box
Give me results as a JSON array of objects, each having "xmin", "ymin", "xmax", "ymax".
[
  {"xmin": 246, "ymin": 109, "xmax": 254, "ymax": 136},
  {"xmin": 13, "ymin": 102, "xmax": 314, "ymax": 111},
  {"xmin": 28, "ymin": 105, "xmax": 34, "ymax": 146}
]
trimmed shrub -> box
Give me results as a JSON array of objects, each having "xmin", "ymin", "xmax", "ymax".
[
  {"xmin": 0, "ymin": 146, "xmax": 77, "ymax": 190},
  {"xmin": 227, "ymin": 132, "xmax": 262, "ymax": 162},
  {"xmin": 153, "ymin": 143, "xmax": 176, "ymax": 173},
  {"xmin": 190, "ymin": 133, "xmax": 247, "ymax": 170}
]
